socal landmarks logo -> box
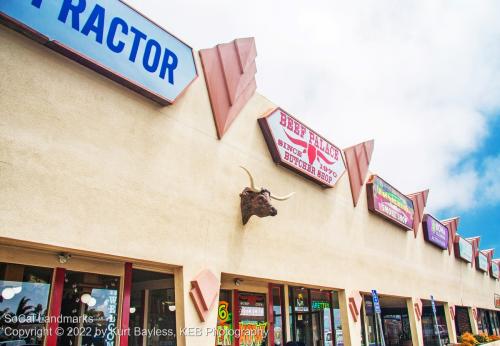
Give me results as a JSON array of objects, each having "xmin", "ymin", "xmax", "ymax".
[{"xmin": 259, "ymin": 108, "xmax": 346, "ymax": 187}]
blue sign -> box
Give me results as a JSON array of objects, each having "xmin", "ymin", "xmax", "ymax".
[
  {"xmin": 430, "ymin": 295, "xmax": 436, "ymax": 314},
  {"xmin": 0, "ymin": 0, "xmax": 197, "ymax": 104},
  {"xmin": 371, "ymin": 290, "xmax": 382, "ymax": 314}
]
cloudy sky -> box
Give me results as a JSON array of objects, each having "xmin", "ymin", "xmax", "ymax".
[{"xmin": 127, "ymin": 0, "xmax": 500, "ymax": 250}]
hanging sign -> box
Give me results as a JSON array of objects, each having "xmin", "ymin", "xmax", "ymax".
[
  {"xmin": 454, "ymin": 237, "xmax": 473, "ymax": 263},
  {"xmin": 258, "ymin": 107, "xmax": 346, "ymax": 188},
  {"xmin": 366, "ymin": 175, "xmax": 415, "ymax": 230},
  {"xmin": 422, "ymin": 214, "xmax": 449, "ymax": 250},
  {"xmin": 476, "ymin": 252, "xmax": 488, "ymax": 272},
  {"xmin": 0, "ymin": 0, "xmax": 197, "ymax": 104}
]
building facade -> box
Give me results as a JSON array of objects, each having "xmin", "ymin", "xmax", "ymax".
[{"xmin": 0, "ymin": 3, "xmax": 499, "ymax": 346}]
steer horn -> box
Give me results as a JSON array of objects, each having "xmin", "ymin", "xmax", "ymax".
[
  {"xmin": 240, "ymin": 166, "xmax": 260, "ymax": 193},
  {"xmin": 240, "ymin": 166, "xmax": 295, "ymax": 200}
]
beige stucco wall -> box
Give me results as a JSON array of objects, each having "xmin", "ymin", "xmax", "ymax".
[{"xmin": 1, "ymin": 26, "xmax": 499, "ymax": 345}]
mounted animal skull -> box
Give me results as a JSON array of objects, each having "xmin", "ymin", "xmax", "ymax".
[{"xmin": 239, "ymin": 166, "xmax": 294, "ymax": 225}]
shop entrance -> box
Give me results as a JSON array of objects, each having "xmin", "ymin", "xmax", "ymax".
[
  {"xmin": 292, "ymin": 311, "xmax": 324, "ymax": 346},
  {"xmin": 421, "ymin": 300, "xmax": 449, "ymax": 346},
  {"xmin": 289, "ymin": 287, "xmax": 340, "ymax": 346},
  {"xmin": 362, "ymin": 295, "xmax": 412, "ymax": 346},
  {"xmin": 0, "ymin": 248, "xmax": 177, "ymax": 346}
]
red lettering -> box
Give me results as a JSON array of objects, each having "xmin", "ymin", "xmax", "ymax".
[
  {"xmin": 280, "ymin": 111, "xmax": 287, "ymax": 126},
  {"xmin": 294, "ymin": 121, "xmax": 300, "ymax": 136},
  {"xmin": 283, "ymin": 151, "xmax": 316, "ymax": 175},
  {"xmin": 309, "ymin": 132, "xmax": 315, "ymax": 146},
  {"xmin": 300, "ymin": 125, "xmax": 306, "ymax": 138},
  {"xmin": 287, "ymin": 117, "xmax": 294, "ymax": 131},
  {"xmin": 317, "ymin": 170, "xmax": 333, "ymax": 184}
]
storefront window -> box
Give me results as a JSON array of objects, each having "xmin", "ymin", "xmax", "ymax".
[
  {"xmin": 56, "ymin": 270, "xmax": 120, "ymax": 346},
  {"xmin": 361, "ymin": 305, "xmax": 367, "ymax": 346},
  {"xmin": 421, "ymin": 305, "xmax": 448, "ymax": 346},
  {"xmin": 216, "ymin": 290, "xmax": 232, "ymax": 346},
  {"xmin": 454, "ymin": 306, "xmax": 472, "ymax": 337},
  {"xmin": 311, "ymin": 290, "xmax": 333, "ymax": 346},
  {"xmin": 477, "ymin": 309, "xmax": 500, "ymax": 336},
  {"xmin": 128, "ymin": 269, "xmax": 176, "ymax": 346},
  {"xmin": 363, "ymin": 296, "xmax": 377, "ymax": 345},
  {"xmin": 331, "ymin": 291, "xmax": 343, "ymax": 346},
  {"xmin": 491, "ymin": 311, "xmax": 500, "ymax": 336},
  {"xmin": 477, "ymin": 309, "xmax": 487, "ymax": 334},
  {"xmin": 289, "ymin": 287, "xmax": 339, "ymax": 346},
  {"xmin": 290, "ymin": 287, "xmax": 311, "ymax": 345},
  {"xmin": 271, "ymin": 286, "xmax": 285, "ymax": 346},
  {"xmin": 382, "ymin": 311, "xmax": 411, "ymax": 346},
  {"xmin": 0, "ymin": 263, "xmax": 53, "ymax": 345},
  {"xmin": 490, "ymin": 311, "xmax": 500, "ymax": 336},
  {"xmin": 238, "ymin": 292, "xmax": 267, "ymax": 346}
]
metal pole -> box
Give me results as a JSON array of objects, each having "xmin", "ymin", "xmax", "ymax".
[
  {"xmin": 431, "ymin": 296, "xmax": 443, "ymax": 346},
  {"xmin": 376, "ymin": 312, "xmax": 386, "ymax": 346}
]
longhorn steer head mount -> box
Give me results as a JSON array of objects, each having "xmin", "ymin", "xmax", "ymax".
[{"xmin": 239, "ymin": 166, "xmax": 294, "ymax": 225}]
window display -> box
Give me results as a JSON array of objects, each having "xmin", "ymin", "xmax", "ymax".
[
  {"xmin": 421, "ymin": 305, "xmax": 449, "ymax": 346},
  {"xmin": 216, "ymin": 290, "xmax": 232, "ymax": 346},
  {"xmin": 289, "ymin": 288, "xmax": 341, "ymax": 346},
  {"xmin": 0, "ymin": 263, "xmax": 53, "ymax": 346},
  {"xmin": 271, "ymin": 286, "xmax": 285, "ymax": 346},
  {"xmin": 56, "ymin": 271, "xmax": 120, "ymax": 346},
  {"xmin": 455, "ymin": 306, "xmax": 472, "ymax": 336},
  {"xmin": 238, "ymin": 292, "xmax": 267, "ymax": 346}
]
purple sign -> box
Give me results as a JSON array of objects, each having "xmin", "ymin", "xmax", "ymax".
[{"xmin": 422, "ymin": 214, "xmax": 449, "ymax": 250}]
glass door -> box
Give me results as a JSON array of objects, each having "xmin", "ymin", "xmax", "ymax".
[
  {"xmin": 127, "ymin": 269, "xmax": 176, "ymax": 346},
  {"xmin": 290, "ymin": 287, "xmax": 336, "ymax": 346},
  {"xmin": 56, "ymin": 270, "xmax": 120, "ymax": 346},
  {"xmin": 238, "ymin": 292, "xmax": 267, "ymax": 346}
]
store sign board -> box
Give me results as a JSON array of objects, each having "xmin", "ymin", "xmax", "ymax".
[
  {"xmin": 455, "ymin": 237, "xmax": 473, "ymax": 263},
  {"xmin": 495, "ymin": 294, "xmax": 500, "ymax": 308},
  {"xmin": 240, "ymin": 306, "xmax": 265, "ymax": 317},
  {"xmin": 477, "ymin": 252, "xmax": 488, "ymax": 272},
  {"xmin": 491, "ymin": 262, "xmax": 499, "ymax": 279},
  {"xmin": 366, "ymin": 175, "xmax": 415, "ymax": 230},
  {"xmin": 312, "ymin": 301, "xmax": 331, "ymax": 310},
  {"xmin": 258, "ymin": 108, "xmax": 346, "ymax": 188},
  {"xmin": 0, "ymin": 0, "xmax": 197, "ymax": 104},
  {"xmin": 422, "ymin": 214, "xmax": 449, "ymax": 250}
]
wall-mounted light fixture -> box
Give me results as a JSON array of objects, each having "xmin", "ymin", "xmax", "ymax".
[{"xmin": 58, "ymin": 253, "xmax": 71, "ymax": 264}]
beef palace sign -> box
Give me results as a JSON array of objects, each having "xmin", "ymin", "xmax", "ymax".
[{"xmin": 258, "ymin": 108, "xmax": 346, "ymax": 188}]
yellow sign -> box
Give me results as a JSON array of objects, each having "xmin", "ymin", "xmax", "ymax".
[{"xmin": 239, "ymin": 321, "xmax": 267, "ymax": 346}]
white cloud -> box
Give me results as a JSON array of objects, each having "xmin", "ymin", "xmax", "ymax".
[
  {"xmin": 127, "ymin": 0, "xmax": 500, "ymax": 213},
  {"xmin": 481, "ymin": 155, "xmax": 500, "ymax": 205}
]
